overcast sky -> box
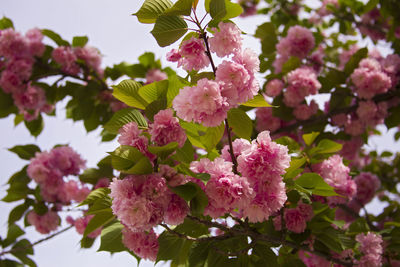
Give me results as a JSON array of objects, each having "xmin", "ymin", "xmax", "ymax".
[{"xmin": 0, "ymin": 0, "xmax": 398, "ymax": 266}]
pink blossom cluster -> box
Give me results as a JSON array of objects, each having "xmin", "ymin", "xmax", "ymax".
[
  {"xmin": 166, "ymin": 37, "xmax": 209, "ymax": 71},
  {"xmin": 274, "ymin": 26, "xmax": 315, "ymax": 73},
  {"xmin": 27, "ymin": 146, "xmax": 87, "ymax": 203},
  {"xmin": 122, "ymin": 228, "xmax": 159, "ymax": 261},
  {"xmin": 190, "ymin": 131, "xmax": 290, "ymax": 222},
  {"xmin": 118, "ymin": 121, "xmax": 155, "ymax": 161},
  {"xmin": 339, "ymin": 45, "xmax": 359, "ymax": 70},
  {"xmin": 314, "ymin": 155, "xmax": 356, "ymax": 206},
  {"xmin": 358, "ymin": 9, "xmax": 388, "ymax": 42},
  {"xmin": 0, "ymin": 28, "xmax": 53, "ymax": 121},
  {"xmin": 355, "ymin": 232, "xmax": 383, "ymax": 267},
  {"xmin": 284, "ymin": 66, "xmax": 321, "ymax": 108},
  {"xmin": 255, "ymin": 107, "xmax": 283, "ymax": 133},
  {"xmin": 109, "ymin": 174, "xmax": 189, "ymax": 232},
  {"xmin": 265, "ymin": 79, "xmax": 284, "ymax": 97},
  {"xmin": 67, "ymin": 214, "xmax": 102, "ymax": 238},
  {"xmin": 299, "ymin": 250, "xmax": 331, "ymax": 267},
  {"xmin": 353, "ymin": 172, "xmax": 380, "ymax": 205},
  {"xmin": 190, "ymin": 157, "xmax": 253, "ymax": 218},
  {"xmin": 293, "ymin": 100, "xmax": 319, "ymax": 120},
  {"xmin": 52, "ymin": 45, "xmax": 103, "ymax": 77},
  {"xmin": 149, "ymin": 109, "xmax": 187, "ymax": 147},
  {"xmin": 171, "ymin": 23, "xmax": 260, "ymax": 126},
  {"xmin": 351, "ymin": 58, "xmax": 392, "ymax": 99},
  {"xmin": 27, "ymin": 210, "xmax": 60, "ymax": 234},
  {"xmin": 238, "ymin": 0, "xmax": 258, "ymax": 17},
  {"xmin": 274, "ymin": 202, "xmax": 313, "ymax": 233}
]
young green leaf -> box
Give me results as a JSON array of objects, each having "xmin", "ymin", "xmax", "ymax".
[
  {"xmin": 133, "ymin": 0, "xmax": 173, "ymax": 24},
  {"xmin": 112, "ymin": 79, "xmax": 148, "ymax": 109},
  {"xmin": 227, "ymin": 108, "xmax": 252, "ymax": 140},
  {"xmin": 104, "ymin": 108, "xmax": 148, "ymax": 134},
  {"xmin": 151, "ymin": 15, "xmax": 188, "ymax": 47},
  {"xmin": 8, "ymin": 145, "xmax": 41, "ymax": 160}
]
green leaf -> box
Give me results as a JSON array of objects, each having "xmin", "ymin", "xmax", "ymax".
[
  {"xmin": 157, "ymin": 231, "xmax": 193, "ymax": 263},
  {"xmin": 151, "ymin": 15, "xmax": 188, "ymax": 47},
  {"xmin": 285, "ymin": 157, "xmax": 306, "ymax": 179},
  {"xmin": 80, "ymin": 187, "xmax": 111, "ymax": 206},
  {"xmin": 104, "ymin": 108, "xmax": 148, "ymax": 134},
  {"xmin": 302, "ymin": 132, "xmax": 319, "ymax": 146},
  {"xmin": 42, "ymin": 29, "xmax": 69, "ymax": 46},
  {"xmin": 148, "ymin": 142, "xmax": 179, "ymax": 160},
  {"xmin": 344, "ymin": 47, "xmax": 368, "ymax": 75},
  {"xmin": 316, "ymin": 232, "xmax": 344, "ymax": 253},
  {"xmin": 138, "ymin": 80, "xmax": 169, "ymax": 103},
  {"xmin": 84, "ymin": 210, "xmax": 115, "ymax": 237},
  {"xmin": 0, "ymin": 89, "xmax": 16, "ymax": 118},
  {"xmin": 295, "ymin": 173, "xmax": 338, "ymax": 197},
  {"xmin": 189, "ymin": 241, "xmax": 211, "ymax": 267},
  {"xmin": 167, "ymin": 74, "xmax": 188, "ymax": 107},
  {"xmin": 138, "ymin": 52, "xmax": 156, "ymax": 67},
  {"xmin": 170, "ymin": 182, "xmax": 199, "ymax": 202},
  {"xmin": 80, "ymin": 236, "xmax": 95, "ymax": 248},
  {"xmin": 2, "ymin": 167, "xmax": 31, "ymax": 203},
  {"xmin": 3, "ymin": 224, "xmax": 25, "ymax": 247},
  {"xmin": 255, "ymin": 22, "xmax": 277, "ymax": 54},
  {"xmin": 201, "ymin": 123, "xmax": 225, "ymax": 152},
  {"xmin": 0, "ymin": 16, "xmax": 14, "ymax": 29},
  {"xmin": 8, "ymin": 145, "xmax": 40, "ymax": 160},
  {"xmin": 362, "ymin": 0, "xmax": 379, "ymax": 14},
  {"xmin": 240, "ymin": 94, "xmax": 272, "ymax": 107},
  {"xmin": 190, "ymin": 183, "xmax": 208, "ymax": 215},
  {"xmin": 164, "ymin": 0, "xmax": 193, "ymax": 16},
  {"xmin": 24, "ymin": 115, "xmax": 44, "ymax": 137},
  {"xmin": 209, "ymin": 0, "xmax": 242, "ymax": 21},
  {"xmin": 72, "ymin": 36, "xmax": 89, "ymax": 47},
  {"xmin": 133, "ymin": 0, "xmax": 173, "ymax": 24},
  {"xmin": 275, "ymin": 136, "xmax": 300, "ymax": 153},
  {"xmin": 227, "ymin": 108, "xmax": 252, "ymax": 140},
  {"xmin": 98, "ymin": 222, "xmax": 127, "ymax": 253},
  {"xmin": 315, "ymin": 139, "xmax": 342, "ymax": 154},
  {"xmin": 145, "ymin": 98, "xmax": 167, "ymax": 121},
  {"xmin": 174, "ymin": 218, "xmax": 209, "ymax": 237},
  {"xmin": 172, "ymin": 139, "xmax": 195, "ymax": 163},
  {"xmin": 8, "ymin": 201, "xmax": 32, "ymax": 225},
  {"xmin": 110, "ymin": 145, "xmax": 153, "ymax": 174},
  {"xmin": 282, "ymin": 56, "xmax": 301, "ymax": 74},
  {"xmin": 79, "ymin": 167, "xmax": 113, "ymax": 185},
  {"xmin": 112, "ymin": 79, "xmax": 148, "ymax": 109}
]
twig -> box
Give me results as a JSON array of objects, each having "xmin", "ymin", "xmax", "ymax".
[{"xmin": 0, "ymin": 225, "xmax": 73, "ymax": 257}]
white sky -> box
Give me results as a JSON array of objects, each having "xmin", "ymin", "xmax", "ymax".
[{"xmin": 0, "ymin": 0, "xmax": 399, "ymax": 266}]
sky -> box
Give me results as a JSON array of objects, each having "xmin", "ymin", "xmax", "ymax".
[{"xmin": 0, "ymin": 0, "xmax": 399, "ymax": 266}]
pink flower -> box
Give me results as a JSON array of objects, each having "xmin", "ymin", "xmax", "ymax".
[
  {"xmin": 74, "ymin": 215, "xmax": 102, "ymax": 238},
  {"xmin": 52, "ymin": 46, "xmax": 80, "ymax": 75},
  {"xmin": 118, "ymin": 121, "xmax": 155, "ymax": 161},
  {"xmin": 284, "ymin": 67, "xmax": 321, "ymax": 107},
  {"xmin": 64, "ymin": 180, "xmax": 90, "ymax": 203},
  {"xmin": 110, "ymin": 175, "xmax": 169, "ymax": 232},
  {"xmin": 164, "ymin": 194, "xmax": 189, "ymax": 225},
  {"xmin": 355, "ymin": 232, "xmax": 383, "ymax": 267},
  {"xmin": 354, "ymin": 172, "xmax": 380, "ymax": 205},
  {"xmin": 237, "ymin": 131, "xmax": 291, "ymax": 183},
  {"xmin": 149, "ymin": 109, "xmax": 187, "ymax": 147},
  {"xmin": 0, "ymin": 70, "xmax": 24, "ymax": 93},
  {"xmin": 232, "ymin": 48, "xmax": 260, "ymax": 74},
  {"xmin": 25, "ymin": 28, "xmax": 45, "ymax": 57},
  {"xmin": 284, "ymin": 208, "xmax": 307, "ymax": 233},
  {"xmin": 209, "ymin": 22, "xmax": 242, "ymax": 57},
  {"xmin": 339, "ymin": 45, "xmax": 358, "ymax": 70},
  {"xmin": 27, "ymin": 210, "xmax": 60, "ymax": 234},
  {"xmin": 220, "ymin": 138, "xmax": 251, "ymax": 162},
  {"xmin": 74, "ymin": 45, "xmax": 103, "ymax": 77},
  {"xmin": 0, "ymin": 28, "xmax": 30, "ymax": 59},
  {"xmin": 27, "ymin": 151, "xmax": 62, "ymax": 184},
  {"xmin": 216, "ymin": 60, "xmax": 257, "ymax": 106},
  {"xmin": 265, "ymin": 79, "xmax": 284, "ymax": 97},
  {"xmin": 293, "ymin": 100, "xmax": 318, "ymax": 120},
  {"xmin": 344, "ymin": 118, "xmax": 365, "ymax": 136},
  {"xmin": 242, "ymin": 179, "xmax": 287, "ymax": 222},
  {"xmin": 6, "ymin": 58, "xmax": 33, "ymax": 81},
  {"xmin": 166, "ymin": 48, "xmax": 181, "ymax": 62},
  {"xmin": 173, "ymin": 78, "xmax": 229, "ymax": 127},
  {"xmin": 122, "ymin": 228, "xmax": 159, "ymax": 261},
  {"xmin": 94, "ymin": 178, "xmax": 110, "ymax": 189},
  {"xmin": 299, "ymin": 250, "xmax": 331, "ymax": 267},
  {"xmin": 50, "ymin": 146, "xmax": 86, "ymax": 176},
  {"xmin": 177, "ymin": 37, "xmax": 209, "ymax": 71},
  {"xmin": 276, "ymin": 25, "xmax": 315, "ymax": 59},
  {"xmin": 145, "ymin": 69, "xmax": 167, "ymax": 84},
  {"xmin": 351, "ymin": 58, "xmax": 391, "ymax": 99},
  {"xmin": 255, "ymin": 107, "xmax": 282, "ymax": 133},
  {"xmin": 315, "ymin": 155, "xmax": 356, "ymax": 203}
]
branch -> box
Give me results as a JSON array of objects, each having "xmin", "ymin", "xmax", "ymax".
[{"xmin": 0, "ymin": 225, "xmax": 73, "ymax": 257}]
